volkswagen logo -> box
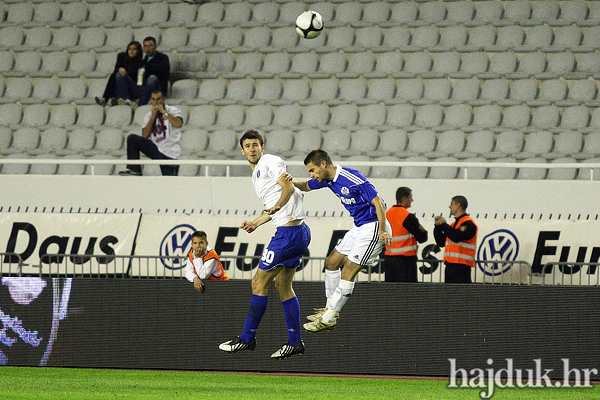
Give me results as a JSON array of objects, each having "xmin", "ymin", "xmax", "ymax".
[
  {"xmin": 159, "ymin": 224, "xmax": 196, "ymax": 270},
  {"xmin": 477, "ymin": 229, "xmax": 520, "ymax": 276}
]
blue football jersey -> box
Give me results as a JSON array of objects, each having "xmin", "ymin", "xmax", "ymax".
[{"xmin": 308, "ymin": 165, "xmax": 383, "ymax": 226}]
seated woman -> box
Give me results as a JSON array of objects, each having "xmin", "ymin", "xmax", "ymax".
[{"xmin": 95, "ymin": 41, "xmax": 143, "ymax": 107}]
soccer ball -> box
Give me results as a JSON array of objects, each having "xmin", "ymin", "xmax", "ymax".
[{"xmin": 295, "ymin": 11, "xmax": 324, "ymax": 39}]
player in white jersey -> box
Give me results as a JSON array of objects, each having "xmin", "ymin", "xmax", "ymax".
[{"xmin": 219, "ymin": 130, "xmax": 311, "ymax": 359}]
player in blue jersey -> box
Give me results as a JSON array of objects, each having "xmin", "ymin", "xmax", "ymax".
[
  {"xmin": 291, "ymin": 149, "xmax": 392, "ymax": 332},
  {"xmin": 218, "ymin": 130, "xmax": 311, "ymax": 359}
]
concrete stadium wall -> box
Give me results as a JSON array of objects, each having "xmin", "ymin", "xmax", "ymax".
[
  {"xmin": 2, "ymin": 278, "xmax": 599, "ymax": 378},
  {"xmin": 1, "ymin": 175, "xmax": 599, "ymax": 219}
]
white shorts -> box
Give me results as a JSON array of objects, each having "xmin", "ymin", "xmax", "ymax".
[{"xmin": 335, "ymin": 220, "xmax": 392, "ymax": 266}]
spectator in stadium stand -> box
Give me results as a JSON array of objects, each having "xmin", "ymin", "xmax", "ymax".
[
  {"xmin": 184, "ymin": 230, "xmax": 228, "ymax": 293},
  {"xmin": 382, "ymin": 187, "xmax": 428, "ymax": 283},
  {"xmin": 95, "ymin": 41, "xmax": 143, "ymax": 107},
  {"xmin": 111, "ymin": 36, "xmax": 170, "ymax": 108},
  {"xmin": 433, "ymin": 195, "xmax": 479, "ymax": 284},
  {"xmin": 119, "ymin": 90, "xmax": 182, "ymax": 176}
]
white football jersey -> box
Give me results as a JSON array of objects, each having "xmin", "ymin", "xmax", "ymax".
[{"xmin": 252, "ymin": 154, "xmax": 306, "ymax": 227}]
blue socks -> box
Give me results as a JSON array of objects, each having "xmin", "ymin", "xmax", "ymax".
[
  {"xmin": 282, "ymin": 296, "xmax": 301, "ymax": 345},
  {"xmin": 239, "ymin": 295, "xmax": 302, "ymax": 346},
  {"xmin": 240, "ymin": 294, "xmax": 268, "ymax": 344}
]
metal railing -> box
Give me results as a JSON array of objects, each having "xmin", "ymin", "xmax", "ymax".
[
  {"xmin": 537, "ymin": 262, "xmax": 600, "ymax": 286},
  {"xmin": 0, "ymin": 253, "xmax": 24, "ymax": 277},
  {"xmin": 0, "ymin": 254, "xmax": 540, "ymax": 285},
  {"xmin": 0, "ymin": 158, "xmax": 599, "ymax": 180}
]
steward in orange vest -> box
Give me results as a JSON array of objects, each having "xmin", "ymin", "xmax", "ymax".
[
  {"xmin": 383, "ymin": 187, "xmax": 428, "ymax": 282},
  {"xmin": 434, "ymin": 195, "xmax": 478, "ymax": 284},
  {"xmin": 184, "ymin": 231, "xmax": 228, "ymax": 293}
]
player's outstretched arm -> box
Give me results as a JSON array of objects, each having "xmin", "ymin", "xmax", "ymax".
[
  {"xmin": 240, "ymin": 212, "xmax": 271, "ymax": 233},
  {"xmin": 283, "ymin": 172, "xmax": 311, "ymax": 192},
  {"xmin": 372, "ymin": 195, "xmax": 392, "ymax": 245}
]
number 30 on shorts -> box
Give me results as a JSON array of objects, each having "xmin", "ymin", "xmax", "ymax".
[{"xmin": 261, "ymin": 248, "xmax": 275, "ymax": 265}]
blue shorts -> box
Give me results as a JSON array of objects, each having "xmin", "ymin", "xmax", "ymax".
[{"xmin": 258, "ymin": 222, "xmax": 311, "ymax": 271}]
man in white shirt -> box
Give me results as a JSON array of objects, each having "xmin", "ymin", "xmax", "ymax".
[
  {"xmin": 219, "ymin": 130, "xmax": 311, "ymax": 360},
  {"xmin": 119, "ymin": 90, "xmax": 183, "ymax": 176},
  {"xmin": 184, "ymin": 231, "xmax": 228, "ymax": 293}
]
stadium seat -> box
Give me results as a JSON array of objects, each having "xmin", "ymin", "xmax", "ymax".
[
  {"xmin": 56, "ymin": 154, "xmax": 86, "ymax": 176},
  {"xmin": 453, "ymin": 52, "xmax": 489, "ymax": 78},
  {"xmin": 429, "ymin": 51, "xmax": 460, "ymax": 78},
  {"xmin": 1, "ymin": 78, "xmax": 31, "ymax": 103},
  {"xmin": 113, "ymin": 2, "xmax": 142, "ymax": 26},
  {"xmin": 425, "ymin": 130, "xmax": 466, "ymax": 158},
  {"xmin": 487, "ymin": 157, "xmax": 518, "ymax": 179},
  {"xmin": 215, "ymin": 26, "xmax": 243, "ymax": 50},
  {"xmin": 559, "ymin": 106, "xmax": 590, "ymax": 131},
  {"xmin": 399, "ymin": 156, "xmax": 429, "ymax": 179},
  {"xmin": 254, "ymin": 80, "xmax": 283, "ymax": 103},
  {"xmin": 0, "ymin": 27, "xmax": 25, "ymax": 52},
  {"xmin": 0, "ymin": 103, "xmax": 23, "ymax": 128},
  {"xmin": 494, "ymin": 25, "xmax": 525, "ymax": 51},
  {"xmin": 33, "ymin": 51, "xmax": 69, "ymax": 78},
  {"xmin": 564, "ymin": 79, "xmax": 597, "ymax": 105},
  {"xmin": 370, "ymin": 156, "xmax": 400, "ymax": 179},
  {"xmin": 429, "ymin": 157, "xmax": 459, "ymax": 180},
  {"xmin": 419, "ymin": 79, "xmax": 451, "ymax": 105},
  {"xmin": 280, "ymin": 79, "xmax": 310, "ymax": 105},
  {"xmin": 547, "ymin": 157, "xmax": 578, "ymax": 180},
  {"xmin": 104, "ymin": 106, "xmax": 132, "ymax": 128},
  {"xmin": 517, "ymin": 157, "xmax": 548, "ymax": 180},
  {"xmin": 455, "ymin": 130, "xmax": 495, "ymax": 159},
  {"xmin": 338, "ymin": 79, "xmax": 367, "ymax": 103},
  {"xmin": 27, "ymin": 78, "xmax": 60, "ymax": 104},
  {"xmin": 29, "ymin": 153, "xmax": 58, "ymax": 175},
  {"xmin": 265, "ymin": 129, "xmax": 293, "ymax": 154},
  {"xmin": 322, "ymin": 128, "xmax": 351, "ymax": 156},
  {"xmin": 56, "ymin": 128, "xmax": 95, "ymax": 156},
  {"xmin": 55, "ymin": 2, "xmax": 88, "ymax": 27},
  {"xmin": 414, "ymin": 105, "xmax": 443, "ymax": 129},
  {"xmin": 357, "ymin": 104, "xmax": 387, "ymax": 127},
  {"xmin": 22, "ymin": 104, "xmax": 50, "ymax": 127},
  {"xmin": 372, "ymin": 52, "xmax": 403, "ymax": 77},
  {"xmin": 269, "ymin": 27, "xmax": 299, "ymax": 52},
  {"xmin": 577, "ymin": 158, "xmax": 600, "ymax": 181},
  {"xmin": 545, "ymin": 130, "xmax": 583, "ymax": 160},
  {"xmin": 504, "ymin": 0, "xmax": 532, "ymax": 23},
  {"xmin": 401, "ymin": 129, "xmax": 436, "ymax": 157},
  {"xmin": 198, "ymin": 79, "xmax": 227, "ymax": 103},
  {"xmin": 390, "ymin": 2, "xmax": 418, "ymax": 26},
  {"xmin": 335, "ymin": 2, "xmax": 362, "ymax": 25},
  {"xmin": 484, "ymin": 130, "xmax": 524, "ymax": 159},
  {"xmin": 367, "ymin": 129, "xmax": 408, "ymax": 158},
  {"xmin": 501, "ymin": 105, "xmax": 532, "ymax": 130},
  {"xmin": 436, "ymin": 25, "xmax": 468, "ymax": 52},
  {"xmin": 531, "ymin": 0, "xmax": 560, "ymax": 24},
  {"xmin": 1, "ymin": 153, "xmax": 30, "ymax": 175},
  {"xmin": 251, "ymin": 2, "xmax": 278, "ymax": 26},
  {"xmin": 224, "ymin": 79, "xmax": 254, "ymax": 104},
  {"xmin": 446, "ymin": 1, "xmax": 474, "ymax": 25},
  {"xmin": 244, "ymin": 104, "xmax": 273, "ymax": 130},
  {"xmin": 21, "ymin": 26, "xmax": 52, "ymax": 51},
  {"xmin": 515, "ymin": 130, "xmax": 554, "ymax": 160},
  {"xmin": 574, "ymin": 133, "xmax": 600, "ymax": 160},
  {"xmin": 484, "ymin": 52, "xmax": 518, "ymax": 78},
  {"xmin": 401, "ymin": 52, "xmax": 432, "ymax": 78},
  {"xmin": 330, "ymin": 104, "xmax": 358, "ymax": 127},
  {"xmin": 1, "ymin": 127, "xmax": 40, "ymax": 155},
  {"xmin": 446, "ymin": 79, "xmax": 481, "ymax": 106},
  {"xmin": 6, "ymin": 3, "xmax": 34, "ymax": 25},
  {"xmin": 464, "ymin": 25, "xmax": 496, "ymax": 51},
  {"xmin": 273, "ymin": 104, "xmax": 301, "ymax": 128},
  {"xmin": 225, "ymin": 52, "xmax": 261, "ymax": 78},
  {"xmin": 354, "ymin": 27, "xmax": 384, "ymax": 51},
  {"xmin": 215, "ymin": 105, "xmax": 245, "ymax": 130},
  {"xmin": 163, "ymin": 2, "xmax": 197, "ymax": 28},
  {"xmin": 180, "ymin": 128, "xmax": 208, "ymax": 157},
  {"xmin": 344, "ymin": 129, "xmax": 379, "ymax": 157},
  {"xmin": 444, "ymin": 104, "xmax": 473, "ymax": 130},
  {"xmin": 365, "ymin": 79, "xmax": 395, "ymax": 104},
  {"xmin": 171, "ymin": 79, "xmax": 199, "ymax": 102},
  {"xmin": 510, "ymin": 52, "xmax": 546, "ymax": 79},
  {"xmin": 531, "ymin": 105, "xmax": 560, "ymax": 130},
  {"xmin": 73, "ymin": 105, "xmax": 104, "ymax": 129},
  {"xmin": 363, "ymin": 3, "xmax": 391, "ymax": 28},
  {"xmin": 472, "ymin": 105, "xmax": 502, "ymax": 130},
  {"xmin": 478, "ymin": 79, "xmax": 509, "ymax": 105},
  {"xmin": 195, "ymin": 2, "xmax": 224, "ymax": 26},
  {"xmin": 411, "ymin": 26, "xmax": 440, "ymax": 50},
  {"xmin": 344, "ymin": 52, "xmax": 376, "ymax": 78},
  {"xmin": 160, "ymin": 27, "xmax": 189, "ymax": 52},
  {"xmin": 459, "ymin": 156, "xmax": 489, "ymax": 179},
  {"xmin": 288, "ymin": 52, "xmax": 318, "ymax": 77},
  {"xmin": 300, "ymin": 104, "xmax": 330, "ymax": 128},
  {"xmin": 395, "ymin": 78, "xmax": 424, "ymax": 103},
  {"xmin": 292, "ymin": 128, "xmax": 323, "ymax": 155},
  {"xmin": 385, "ymin": 104, "xmax": 415, "ymax": 129}
]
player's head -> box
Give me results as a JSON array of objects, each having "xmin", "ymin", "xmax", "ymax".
[
  {"xmin": 150, "ymin": 90, "xmax": 165, "ymax": 107},
  {"xmin": 304, "ymin": 150, "xmax": 333, "ymax": 182},
  {"xmin": 191, "ymin": 231, "xmax": 208, "ymax": 256},
  {"xmin": 450, "ymin": 195, "xmax": 468, "ymax": 216},
  {"xmin": 143, "ymin": 36, "xmax": 157, "ymax": 56},
  {"xmin": 396, "ymin": 186, "xmax": 413, "ymax": 208},
  {"xmin": 240, "ymin": 130, "xmax": 265, "ymax": 166}
]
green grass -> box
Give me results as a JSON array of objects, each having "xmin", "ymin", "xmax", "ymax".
[{"xmin": 0, "ymin": 367, "xmax": 597, "ymax": 400}]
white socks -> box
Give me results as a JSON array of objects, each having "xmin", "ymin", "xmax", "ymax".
[
  {"xmin": 322, "ymin": 279, "xmax": 355, "ymax": 324},
  {"xmin": 324, "ymin": 269, "xmax": 341, "ymax": 309}
]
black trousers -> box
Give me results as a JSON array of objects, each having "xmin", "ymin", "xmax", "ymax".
[
  {"xmin": 126, "ymin": 134, "xmax": 179, "ymax": 176},
  {"xmin": 382, "ymin": 255, "xmax": 418, "ymax": 283},
  {"xmin": 444, "ymin": 262, "xmax": 472, "ymax": 283}
]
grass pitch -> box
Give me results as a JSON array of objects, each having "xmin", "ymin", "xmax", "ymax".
[{"xmin": 0, "ymin": 367, "xmax": 597, "ymax": 400}]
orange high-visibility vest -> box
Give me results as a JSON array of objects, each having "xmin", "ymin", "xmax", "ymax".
[
  {"xmin": 385, "ymin": 206, "xmax": 418, "ymax": 257},
  {"xmin": 444, "ymin": 215, "xmax": 478, "ymax": 267},
  {"xmin": 188, "ymin": 249, "xmax": 229, "ymax": 280}
]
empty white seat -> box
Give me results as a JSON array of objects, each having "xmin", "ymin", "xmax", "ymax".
[
  {"xmin": 547, "ymin": 157, "xmax": 578, "ymax": 180},
  {"xmin": 57, "ymin": 2, "xmax": 88, "ymax": 27},
  {"xmin": 225, "ymin": 79, "xmax": 254, "ymax": 103},
  {"xmin": 560, "ymin": 106, "xmax": 590, "ymax": 130},
  {"xmin": 198, "ymin": 79, "xmax": 227, "ymax": 102},
  {"xmin": 420, "ymin": 79, "xmax": 451, "ymax": 104},
  {"xmin": 215, "ymin": 105, "xmax": 245, "ymax": 128},
  {"xmin": 36, "ymin": 52, "xmax": 69, "ymax": 77},
  {"xmin": 429, "ymin": 157, "xmax": 459, "ymax": 180},
  {"xmin": 308, "ymin": 79, "xmax": 339, "ymax": 103},
  {"xmin": 415, "ymin": 104, "xmax": 443, "ymax": 128},
  {"xmin": 215, "ymin": 26, "xmax": 243, "ymax": 50},
  {"xmin": 508, "ymin": 79, "xmax": 538, "ymax": 104},
  {"xmin": 395, "ymin": 78, "xmax": 424, "ymax": 103},
  {"xmin": 426, "ymin": 130, "xmax": 466, "ymax": 158},
  {"xmin": 385, "ymin": 104, "xmax": 415, "ymax": 128},
  {"xmin": 104, "ymin": 106, "xmax": 132, "ymax": 128},
  {"xmin": 485, "ymin": 130, "xmax": 524, "ymax": 159},
  {"xmin": 269, "ymin": 27, "xmax": 299, "ymax": 51},
  {"xmin": 12, "ymin": 52, "xmax": 42, "ymax": 76},
  {"xmin": 370, "ymin": 156, "xmax": 400, "ymax": 179},
  {"xmin": 265, "ymin": 129, "xmax": 293, "ymax": 154},
  {"xmin": 6, "ymin": 3, "xmax": 34, "ymax": 25},
  {"xmin": 455, "ymin": 52, "xmax": 489, "ymax": 77},
  {"xmin": 404, "ymin": 129, "xmax": 437, "ymax": 157},
  {"xmin": 577, "ymin": 157, "xmax": 600, "ymax": 180},
  {"xmin": 411, "ymin": 26, "xmax": 440, "ymax": 49},
  {"xmin": 87, "ymin": 128, "xmax": 123, "ymax": 156},
  {"xmin": 437, "ymin": 25, "xmax": 468, "ymax": 51},
  {"xmin": 335, "ymin": 2, "xmax": 362, "ymax": 25},
  {"xmin": 345, "ymin": 52, "xmax": 375, "ymax": 78},
  {"xmin": 495, "ymin": 25, "xmax": 525, "ymax": 50},
  {"xmin": 366, "ymin": 79, "xmax": 395, "ymax": 103},
  {"xmin": 345, "ymin": 129, "xmax": 379, "ymax": 156},
  {"xmin": 330, "ymin": 104, "xmax": 358, "ymax": 127},
  {"xmin": 188, "ymin": 105, "xmax": 217, "ymax": 128},
  {"xmin": 293, "ymin": 129, "xmax": 322, "ymax": 154},
  {"xmin": 479, "ymin": 79, "xmax": 509, "ymax": 105},
  {"xmin": 273, "ymin": 104, "xmax": 301, "ymax": 127},
  {"xmin": 29, "ymin": 153, "xmax": 58, "ymax": 175},
  {"xmin": 196, "ymin": 2, "xmax": 224, "ymax": 25},
  {"xmin": 22, "ymin": 104, "xmax": 50, "ymax": 127},
  {"xmin": 368, "ymin": 129, "xmax": 408, "ymax": 157},
  {"xmin": 141, "ymin": 2, "xmax": 169, "ymax": 25},
  {"xmin": 0, "ymin": 27, "xmax": 25, "ymax": 50},
  {"xmin": 390, "ymin": 2, "xmax": 418, "ymax": 25},
  {"xmin": 532, "ymin": 0, "xmax": 560, "ymax": 22},
  {"xmin": 459, "ymin": 156, "xmax": 488, "ymax": 179},
  {"xmin": 2, "ymin": 127, "xmax": 40, "ymax": 155},
  {"xmin": 465, "ymin": 25, "xmax": 496, "ymax": 50},
  {"xmin": 165, "ymin": 3, "xmax": 197, "ymax": 27},
  {"xmin": 430, "ymin": 52, "xmax": 460, "ymax": 77},
  {"xmin": 504, "ymin": 1, "xmax": 532, "ymax": 22},
  {"xmin": 0, "ymin": 103, "xmax": 23, "ymax": 127},
  {"xmin": 322, "ymin": 129, "xmax": 351, "ymax": 156},
  {"xmin": 281, "ymin": 79, "xmax": 310, "ymax": 104},
  {"xmin": 113, "ymin": 2, "xmax": 142, "ymax": 25},
  {"xmin": 57, "ymin": 128, "xmax": 95, "ymax": 156},
  {"xmin": 28, "ymin": 78, "xmax": 59, "ymax": 103},
  {"xmin": 180, "ymin": 129, "xmax": 208, "ymax": 156},
  {"xmin": 456, "ymin": 130, "xmax": 495, "ymax": 159},
  {"xmin": 545, "ymin": 130, "xmax": 583, "ymax": 159},
  {"xmin": 517, "ymin": 157, "xmax": 548, "ymax": 180},
  {"xmin": 575, "ymin": 133, "xmax": 600, "ymax": 160},
  {"xmin": 56, "ymin": 154, "xmax": 86, "ymax": 176},
  {"xmin": 223, "ymin": 2, "xmax": 251, "ymax": 25},
  {"xmin": 448, "ymin": 79, "xmax": 481, "ymax": 105},
  {"xmin": 515, "ymin": 130, "xmax": 554, "ymax": 160},
  {"xmin": 171, "ymin": 79, "xmax": 198, "ymax": 101},
  {"xmin": 244, "ymin": 104, "xmax": 273, "ymax": 129},
  {"xmin": 300, "ymin": 104, "xmax": 330, "ymax": 128},
  {"xmin": 326, "ymin": 26, "xmax": 355, "ymax": 51},
  {"xmin": 399, "ymin": 156, "xmax": 429, "ymax": 179},
  {"xmin": 545, "ymin": 52, "xmax": 576, "ymax": 76},
  {"xmin": 1, "ymin": 153, "xmax": 30, "ymax": 175},
  {"xmin": 486, "ymin": 52, "xmax": 518, "ymax": 77},
  {"xmin": 289, "ymin": 53, "xmax": 318, "ymax": 76},
  {"xmin": 444, "ymin": 104, "xmax": 473, "ymax": 129},
  {"xmin": 472, "ymin": 105, "xmax": 502, "ymax": 130},
  {"xmin": 512, "ymin": 52, "xmax": 546, "ymax": 78},
  {"xmin": 251, "ymin": 2, "xmax": 278, "ymax": 25},
  {"xmin": 75, "ymin": 105, "xmax": 104, "ymax": 128},
  {"xmin": 254, "ymin": 80, "xmax": 282, "ymax": 103},
  {"xmin": 566, "ymin": 80, "xmax": 597, "ymax": 104},
  {"xmin": 0, "ymin": 51, "xmax": 14, "ymax": 74},
  {"xmin": 487, "ymin": 157, "xmax": 517, "ymax": 180},
  {"xmin": 263, "ymin": 52, "xmax": 291, "ymax": 76},
  {"xmin": 531, "ymin": 105, "xmax": 560, "ymax": 130},
  {"xmin": 373, "ymin": 52, "xmax": 403, "ymax": 76},
  {"xmin": 339, "ymin": 79, "xmax": 367, "ymax": 102},
  {"xmin": 354, "ymin": 27, "xmax": 383, "ymax": 50},
  {"xmin": 207, "ymin": 129, "xmax": 237, "ymax": 154},
  {"xmin": 358, "ymin": 104, "xmax": 387, "ymax": 127},
  {"xmin": 402, "ymin": 52, "xmax": 433, "ymax": 77},
  {"xmin": 446, "ymin": 1, "xmax": 474, "ymax": 24},
  {"xmin": 22, "ymin": 26, "xmax": 53, "ymax": 50}
]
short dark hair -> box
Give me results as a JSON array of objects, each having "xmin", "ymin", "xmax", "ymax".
[
  {"xmin": 192, "ymin": 231, "xmax": 207, "ymax": 241},
  {"xmin": 239, "ymin": 129, "xmax": 264, "ymax": 148},
  {"xmin": 304, "ymin": 149, "xmax": 332, "ymax": 166},
  {"xmin": 396, "ymin": 187, "xmax": 412, "ymax": 203},
  {"xmin": 452, "ymin": 195, "xmax": 468, "ymax": 211},
  {"xmin": 143, "ymin": 36, "xmax": 157, "ymax": 45},
  {"xmin": 151, "ymin": 89, "xmax": 165, "ymax": 97}
]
